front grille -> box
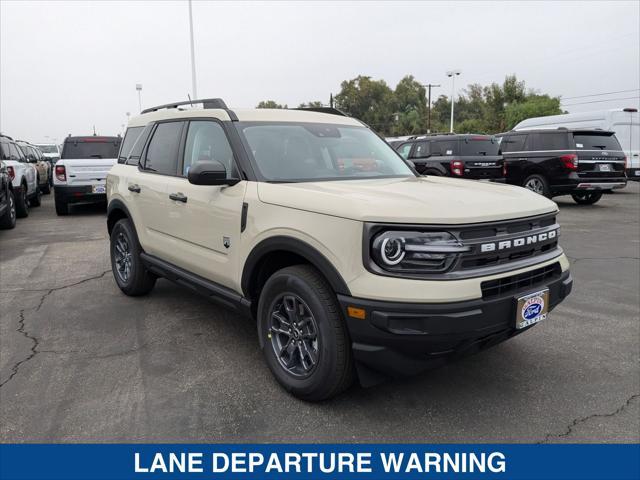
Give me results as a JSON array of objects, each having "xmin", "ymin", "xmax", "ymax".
[{"xmin": 481, "ymin": 263, "xmax": 561, "ymax": 299}]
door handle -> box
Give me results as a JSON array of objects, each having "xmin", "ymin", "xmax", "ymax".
[
  {"xmin": 128, "ymin": 184, "xmax": 141, "ymax": 193},
  {"xmin": 169, "ymin": 192, "xmax": 188, "ymax": 203}
]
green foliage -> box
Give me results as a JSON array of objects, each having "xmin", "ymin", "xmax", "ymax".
[
  {"xmin": 256, "ymin": 74, "xmax": 562, "ymax": 136},
  {"xmin": 298, "ymin": 101, "xmax": 324, "ymax": 108},
  {"xmin": 256, "ymin": 100, "xmax": 287, "ymax": 109}
]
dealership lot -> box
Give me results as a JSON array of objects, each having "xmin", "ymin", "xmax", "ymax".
[{"xmin": 0, "ymin": 185, "xmax": 638, "ymax": 442}]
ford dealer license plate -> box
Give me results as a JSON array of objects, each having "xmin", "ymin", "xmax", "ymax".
[
  {"xmin": 516, "ymin": 289, "xmax": 549, "ymax": 329},
  {"xmin": 92, "ymin": 185, "xmax": 106, "ymax": 194}
]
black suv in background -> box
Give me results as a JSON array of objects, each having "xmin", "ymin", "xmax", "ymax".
[
  {"xmin": 497, "ymin": 129, "xmax": 627, "ymax": 205},
  {"xmin": 394, "ymin": 133, "xmax": 505, "ymax": 180},
  {"xmin": 0, "ymin": 161, "xmax": 16, "ymax": 229}
]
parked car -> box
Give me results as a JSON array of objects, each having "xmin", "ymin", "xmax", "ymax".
[
  {"xmin": 513, "ymin": 108, "xmax": 639, "ymax": 181},
  {"xmin": 0, "ymin": 134, "xmax": 40, "ymax": 217},
  {"xmin": 106, "ymin": 98, "xmax": 572, "ymax": 401},
  {"xmin": 54, "ymin": 135, "xmax": 122, "ymax": 215},
  {"xmin": 0, "ymin": 160, "xmax": 16, "ymax": 229},
  {"xmin": 497, "ymin": 128, "xmax": 627, "ymax": 205},
  {"xmin": 394, "ymin": 133, "xmax": 505, "ymax": 181},
  {"xmin": 16, "ymin": 141, "xmax": 51, "ymax": 194}
]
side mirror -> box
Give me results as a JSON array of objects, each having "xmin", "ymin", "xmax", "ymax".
[{"xmin": 187, "ymin": 160, "xmax": 240, "ymax": 186}]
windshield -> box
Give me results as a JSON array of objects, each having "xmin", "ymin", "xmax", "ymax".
[
  {"xmin": 237, "ymin": 122, "xmax": 414, "ymax": 181},
  {"xmin": 572, "ymin": 133, "xmax": 622, "ymax": 151},
  {"xmin": 62, "ymin": 138, "xmax": 121, "ymax": 159},
  {"xmin": 459, "ymin": 137, "xmax": 500, "ymax": 156},
  {"xmin": 37, "ymin": 145, "xmax": 58, "ymax": 154}
]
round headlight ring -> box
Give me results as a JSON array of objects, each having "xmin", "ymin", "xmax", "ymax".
[{"xmin": 380, "ymin": 237, "xmax": 406, "ymax": 265}]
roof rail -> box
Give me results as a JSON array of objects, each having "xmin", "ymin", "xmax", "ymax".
[
  {"xmin": 294, "ymin": 106, "xmax": 349, "ymax": 117},
  {"xmin": 140, "ymin": 98, "xmax": 238, "ymax": 120},
  {"xmin": 406, "ymin": 132, "xmax": 457, "ymax": 139},
  {"xmin": 0, "ymin": 133, "xmax": 13, "ymax": 140}
]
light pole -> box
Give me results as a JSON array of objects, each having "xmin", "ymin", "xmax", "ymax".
[
  {"xmin": 446, "ymin": 70, "xmax": 461, "ymax": 133},
  {"xmin": 136, "ymin": 84, "xmax": 143, "ymax": 112},
  {"xmin": 188, "ymin": 0, "xmax": 198, "ymax": 100}
]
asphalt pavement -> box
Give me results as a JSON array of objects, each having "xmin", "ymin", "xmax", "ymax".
[{"xmin": 1, "ymin": 184, "xmax": 638, "ymax": 442}]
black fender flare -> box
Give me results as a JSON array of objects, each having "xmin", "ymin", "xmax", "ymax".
[
  {"xmin": 106, "ymin": 199, "xmax": 134, "ymax": 235},
  {"xmin": 241, "ymin": 236, "xmax": 351, "ymax": 298}
]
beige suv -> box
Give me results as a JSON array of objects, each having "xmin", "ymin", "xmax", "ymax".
[{"xmin": 106, "ymin": 99, "xmax": 573, "ymax": 401}]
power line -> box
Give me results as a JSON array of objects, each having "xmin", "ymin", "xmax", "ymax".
[
  {"xmin": 562, "ymin": 89, "xmax": 640, "ymax": 100},
  {"xmin": 561, "ymin": 96, "xmax": 640, "ymax": 107}
]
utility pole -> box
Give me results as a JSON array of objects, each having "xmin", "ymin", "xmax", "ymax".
[
  {"xmin": 188, "ymin": 0, "xmax": 198, "ymax": 100},
  {"xmin": 422, "ymin": 83, "xmax": 440, "ymax": 133},
  {"xmin": 446, "ymin": 70, "xmax": 461, "ymax": 133}
]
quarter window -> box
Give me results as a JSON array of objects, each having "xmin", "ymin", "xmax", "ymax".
[
  {"xmin": 183, "ymin": 121, "xmax": 236, "ymax": 177},
  {"xmin": 118, "ymin": 127, "xmax": 144, "ymax": 163},
  {"xmin": 500, "ymin": 134, "xmax": 527, "ymax": 152},
  {"xmin": 412, "ymin": 141, "xmax": 429, "ymax": 158},
  {"xmin": 144, "ymin": 122, "xmax": 184, "ymax": 175},
  {"xmin": 397, "ymin": 143, "xmax": 412, "ymax": 159}
]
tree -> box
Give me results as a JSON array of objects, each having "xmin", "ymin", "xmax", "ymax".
[
  {"xmin": 256, "ymin": 100, "xmax": 287, "ymax": 109},
  {"xmin": 504, "ymin": 95, "xmax": 563, "ymax": 130},
  {"xmin": 334, "ymin": 76, "xmax": 395, "ymax": 135},
  {"xmin": 391, "ymin": 75, "xmax": 428, "ymax": 135},
  {"xmin": 298, "ymin": 101, "xmax": 324, "ymax": 108}
]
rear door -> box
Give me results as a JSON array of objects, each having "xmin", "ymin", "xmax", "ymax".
[
  {"xmin": 61, "ymin": 138, "xmax": 121, "ymax": 186},
  {"xmin": 572, "ymin": 132, "xmax": 626, "ymax": 179},
  {"xmin": 458, "ymin": 136, "xmax": 503, "ymax": 179}
]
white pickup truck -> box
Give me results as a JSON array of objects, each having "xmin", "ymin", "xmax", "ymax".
[{"xmin": 54, "ymin": 135, "xmax": 121, "ymax": 215}]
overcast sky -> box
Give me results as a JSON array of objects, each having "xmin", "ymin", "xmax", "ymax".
[{"xmin": 1, "ymin": 0, "xmax": 638, "ymax": 143}]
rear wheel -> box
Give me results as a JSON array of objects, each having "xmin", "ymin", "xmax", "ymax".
[
  {"xmin": 110, "ymin": 218, "xmax": 156, "ymax": 296},
  {"xmin": 523, "ymin": 174, "xmax": 551, "ymax": 197},
  {"xmin": 41, "ymin": 182, "xmax": 51, "ymax": 194},
  {"xmin": 257, "ymin": 265, "xmax": 353, "ymax": 401},
  {"xmin": 15, "ymin": 185, "xmax": 29, "ymax": 218},
  {"xmin": 0, "ymin": 190, "xmax": 17, "ymax": 229},
  {"xmin": 571, "ymin": 191, "xmax": 603, "ymax": 205}
]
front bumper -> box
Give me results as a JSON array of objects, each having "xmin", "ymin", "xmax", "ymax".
[
  {"xmin": 54, "ymin": 185, "xmax": 106, "ymax": 204},
  {"xmin": 338, "ymin": 268, "xmax": 572, "ymax": 386}
]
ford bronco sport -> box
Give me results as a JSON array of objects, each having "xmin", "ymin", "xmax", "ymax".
[{"xmin": 107, "ymin": 99, "xmax": 572, "ymax": 401}]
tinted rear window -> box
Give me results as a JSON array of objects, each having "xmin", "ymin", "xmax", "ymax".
[
  {"xmin": 459, "ymin": 137, "xmax": 500, "ymax": 156},
  {"xmin": 539, "ymin": 132, "xmax": 570, "ymax": 150},
  {"xmin": 62, "ymin": 138, "xmax": 121, "ymax": 159},
  {"xmin": 573, "ymin": 133, "xmax": 622, "ymax": 151}
]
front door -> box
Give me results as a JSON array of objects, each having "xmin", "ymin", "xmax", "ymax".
[{"xmin": 162, "ymin": 120, "xmax": 246, "ymax": 291}]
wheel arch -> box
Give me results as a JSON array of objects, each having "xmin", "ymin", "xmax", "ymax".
[
  {"xmin": 241, "ymin": 236, "xmax": 351, "ymax": 307},
  {"xmin": 107, "ymin": 199, "xmax": 132, "ymax": 236}
]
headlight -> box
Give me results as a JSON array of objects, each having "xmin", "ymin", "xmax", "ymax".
[{"xmin": 371, "ymin": 231, "xmax": 469, "ymax": 273}]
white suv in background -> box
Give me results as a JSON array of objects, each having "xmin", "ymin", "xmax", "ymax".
[{"xmin": 0, "ymin": 134, "xmax": 40, "ymax": 217}]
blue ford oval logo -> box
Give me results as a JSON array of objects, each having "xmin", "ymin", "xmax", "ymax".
[{"xmin": 522, "ymin": 296, "xmax": 545, "ymax": 321}]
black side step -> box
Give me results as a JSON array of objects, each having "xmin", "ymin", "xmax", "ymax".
[{"xmin": 140, "ymin": 253, "xmax": 252, "ymax": 318}]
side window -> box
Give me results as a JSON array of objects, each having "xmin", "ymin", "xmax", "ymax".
[
  {"xmin": 127, "ymin": 125, "xmax": 153, "ymax": 166},
  {"xmin": 542, "ymin": 133, "xmax": 570, "ymax": 150},
  {"xmin": 411, "ymin": 141, "xmax": 429, "ymax": 158},
  {"xmin": 397, "ymin": 143, "xmax": 412, "ymax": 159},
  {"xmin": 9, "ymin": 143, "xmax": 23, "ymax": 161},
  {"xmin": 143, "ymin": 122, "xmax": 183, "ymax": 175},
  {"xmin": 118, "ymin": 126, "xmax": 144, "ymax": 164},
  {"xmin": 524, "ymin": 133, "xmax": 539, "ymax": 151},
  {"xmin": 0, "ymin": 143, "xmax": 9, "ymax": 160},
  {"xmin": 501, "ymin": 134, "xmax": 527, "ymax": 152},
  {"xmin": 182, "ymin": 121, "xmax": 236, "ymax": 177}
]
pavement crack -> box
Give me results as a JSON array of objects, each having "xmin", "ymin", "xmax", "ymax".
[
  {"xmin": 0, "ymin": 270, "xmax": 111, "ymax": 389},
  {"xmin": 38, "ymin": 341, "xmax": 157, "ymax": 359},
  {"xmin": 538, "ymin": 393, "xmax": 640, "ymax": 444},
  {"xmin": 0, "ymin": 310, "xmax": 40, "ymax": 389},
  {"xmin": 35, "ymin": 270, "xmax": 111, "ymax": 311}
]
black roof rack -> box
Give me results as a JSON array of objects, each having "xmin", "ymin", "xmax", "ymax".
[
  {"xmin": 0, "ymin": 133, "xmax": 13, "ymax": 140},
  {"xmin": 141, "ymin": 98, "xmax": 238, "ymax": 121},
  {"xmin": 294, "ymin": 106, "xmax": 349, "ymax": 117},
  {"xmin": 406, "ymin": 132, "xmax": 458, "ymax": 139}
]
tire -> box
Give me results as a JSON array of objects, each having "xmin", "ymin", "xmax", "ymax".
[
  {"xmin": 15, "ymin": 185, "xmax": 29, "ymax": 218},
  {"xmin": 110, "ymin": 218, "xmax": 156, "ymax": 296},
  {"xmin": 0, "ymin": 190, "xmax": 17, "ymax": 229},
  {"xmin": 523, "ymin": 173, "xmax": 551, "ymax": 197},
  {"xmin": 257, "ymin": 264, "xmax": 353, "ymax": 401},
  {"xmin": 571, "ymin": 191, "xmax": 603, "ymax": 205},
  {"xmin": 41, "ymin": 182, "xmax": 51, "ymax": 194},
  {"xmin": 30, "ymin": 185, "xmax": 42, "ymax": 207},
  {"xmin": 54, "ymin": 197, "xmax": 68, "ymax": 216}
]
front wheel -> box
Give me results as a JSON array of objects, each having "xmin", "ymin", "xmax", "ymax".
[
  {"xmin": 571, "ymin": 191, "xmax": 603, "ymax": 205},
  {"xmin": 110, "ymin": 218, "xmax": 156, "ymax": 296},
  {"xmin": 523, "ymin": 174, "xmax": 551, "ymax": 197},
  {"xmin": 257, "ymin": 265, "xmax": 353, "ymax": 401}
]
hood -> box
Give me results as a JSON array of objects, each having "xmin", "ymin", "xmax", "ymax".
[{"xmin": 257, "ymin": 176, "xmax": 558, "ymax": 224}]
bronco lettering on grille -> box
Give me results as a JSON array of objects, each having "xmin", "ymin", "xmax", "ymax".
[{"xmin": 480, "ymin": 229, "xmax": 557, "ymax": 253}]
